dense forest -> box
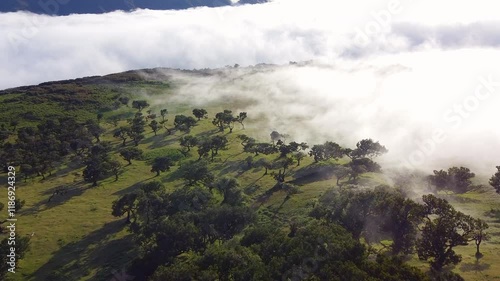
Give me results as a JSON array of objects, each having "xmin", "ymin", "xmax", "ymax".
[{"xmin": 0, "ymin": 68, "xmax": 499, "ymax": 281}]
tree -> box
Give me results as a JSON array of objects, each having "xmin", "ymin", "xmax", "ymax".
[
  {"xmin": 428, "ymin": 169, "xmax": 449, "ymax": 191},
  {"xmin": 256, "ymin": 158, "xmax": 272, "ymax": 175},
  {"xmin": 428, "ymin": 166, "xmax": 476, "ymax": 193},
  {"xmin": 448, "ymin": 166, "xmax": 475, "ymax": 193},
  {"xmin": 470, "ymin": 218, "xmax": 489, "ymax": 259},
  {"xmin": 334, "ymin": 166, "xmax": 351, "ymax": 186},
  {"xmin": 112, "ymin": 193, "xmax": 138, "ymax": 223},
  {"xmin": 347, "ymin": 158, "xmax": 381, "ymax": 181},
  {"xmin": 192, "ymin": 108, "xmax": 208, "ymax": 120},
  {"xmin": 383, "ymin": 196, "xmax": 424, "ymax": 255},
  {"xmin": 119, "ymin": 147, "xmax": 143, "ymax": 165},
  {"xmin": 113, "ymin": 126, "xmax": 131, "ymax": 146},
  {"xmin": 212, "ymin": 110, "xmax": 234, "ymax": 132},
  {"xmin": 309, "ymin": 141, "xmax": 345, "ymax": 162},
  {"xmin": 128, "ymin": 113, "xmax": 146, "ymax": 146},
  {"xmin": 197, "ymin": 139, "xmax": 212, "ymax": 160},
  {"xmin": 20, "ymin": 164, "xmax": 35, "ymax": 182},
  {"xmin": 107, "ymin": 159, "xmax": 123, "ymax": 181},
  {"xmin": 151, "ymin": 156, "xmax": 174, "ymax": 176},
  {"xmin": 271, "ymin": 157, "xmax": 294, "ymax": 183},
  {"xmin": 96, "ymin": 112, "xmax": 104, "ymax": 123},
  {"xmin": 107, "ymin": 115, "xmax": 121, "ymax": 127},
  {"xmin": 237, "ymin": 134, "xmax": 255, "ymax": 148},
  {"xmin": 235, "ymin": 112, "xmax": 247, "ymax": 129},
  {"xmin": 178, "ymin": 160, "xmax": 214, "ymax": 186},
  {"xmin": 209, "ymin": 135, "xmax": 228, "ymax": 160},
  {"xmin": 293, "ymin": 151, "xmax": 306, "ymax": 166},
  {"xmin": 489, "ymin": 166, "xmax": 500, "ymax": 193},
  {"xmin": 179, "ymin": 135, "xmax": 198, "ymax": 154},
  {"xmin": 118, "ymin": 96, "xmax": 130, "ymax": 107},
  {"xmin": 416, "ymin": 194, "xmax": 477, "ymax": 271},
  {"xmin": 132, "ymin": 100, "xmax": 150, "ymax": 112},
  {"xmin": 160, "ymin": 109, "xmax": 168, "ymax": 122},
  {"xmin": 270, "ymin": 131, "xmax": 282, "ymax": 144},
  {"xmin": 244, "ymin": 142, "xmax": 278, "ymax": 156},
  {"xmin": 85, "ymin": 119, "xmax": 105, "ymax": 142},
  {"xmin": 214, "ymin": 177, "xmax": 243, "ymax": 206},
  {"xmin": 174, "ymin": 115, "xmax": 197, "ymax": 132},
  {"xmin": 149, "ymin": 120, "xmax": 160, "ymax": 136},
  {"xmin": 348, "ymin": 139, "xmax": 388, "ymax": 159},
  {"xmin": 83, "ymin": 144, "xmax": 113, "ymax": 186}
]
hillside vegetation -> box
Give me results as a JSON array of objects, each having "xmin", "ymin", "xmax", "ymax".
[{"xmin": 0, "ymin": 67, "xmax": 499, "ymax": 281}]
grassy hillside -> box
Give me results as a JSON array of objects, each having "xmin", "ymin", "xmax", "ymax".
[{"xmin": 0, "ymin": 68, "xmax": 499, "ymax": 281}]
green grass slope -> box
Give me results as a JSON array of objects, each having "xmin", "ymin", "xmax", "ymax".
[{"xmin": 0, "ymin": 68, "xmax": 499, "ymax": 281}]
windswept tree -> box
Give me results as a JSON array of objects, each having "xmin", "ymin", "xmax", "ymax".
[
  {"xmin": 151, "ymin": 156, "xmax": 174, "ymax": 176},
  {"xmin": 149, "ymin": 120, "xmax": 160, "ymax": 136},
  {"xmin": 119, "ymin": 147, "xmax": 143, "ymax": 165},
  {"xmin": 489, "ymin": 166, "xmax": 500, "ymax": 193},
  {"xmin": 113, "ymin": 126, "xmax": 131, "ymax": 146},
  {"xmin": 235, "ymin": 112, "xmax": 247, "ymax": 129},
  {"xmin": 192, "ymin": 108, "xmax": 208, "ymax": 120},
  {"xmin": 160, "ymin": 109, "xmax": 168, "ymax": 122},
  {"xmin": 237, "ymin": 134, "xmax": 255, "ymax": 149},
  {"xmin": 271, "ymin": 157, "xmax": 294, "ymax": 183},
  {"xmin": 132, "ymin": 100, "xmax": 150, "ymax": 112}
]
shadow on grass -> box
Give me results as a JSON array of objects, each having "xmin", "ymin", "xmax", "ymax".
[
  {"xmin": 291, "ymin": 163, "xmax": 337, "ymax": 186},
  {"xmin": 32, "ymin": 220, "xmax": 136, "ymax": 281},
  {"xmin": 21, "ymin": 183, "xmax": 85, "ymax": 215},
  {"xmin": 459, "ymin": 260, "xmax": 491, "ymax": 272},
  {"xmin": 112, "ymin": 178, "xmax": 155, "ymax": 196},
  {"xmin": 215, "ymin": 160, "xmax": 245, "ymax": 177},
  {"xmin": 484, "ymin": 209, "xmax": 500, "ymax": 223},
  {"xmin": 144, "ymin": 132, "xmax": 181, "ymax": 149},
  {"xmin": 195, "ymin": 128, "xmax": 219, "ymax": 139},
  {"xmin": 443, "ymin": 195, "xmax": 482, "ymax": 204}
]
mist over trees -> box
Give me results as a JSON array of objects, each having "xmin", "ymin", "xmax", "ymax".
[{"xmin": 0, "ymin": 91, "xmax": 496, "ymax": 281}]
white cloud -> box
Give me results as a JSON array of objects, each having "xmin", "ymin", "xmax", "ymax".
[{"xmin": 0, "ymin": 0, "xmax": 500, "ymax": 89}]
